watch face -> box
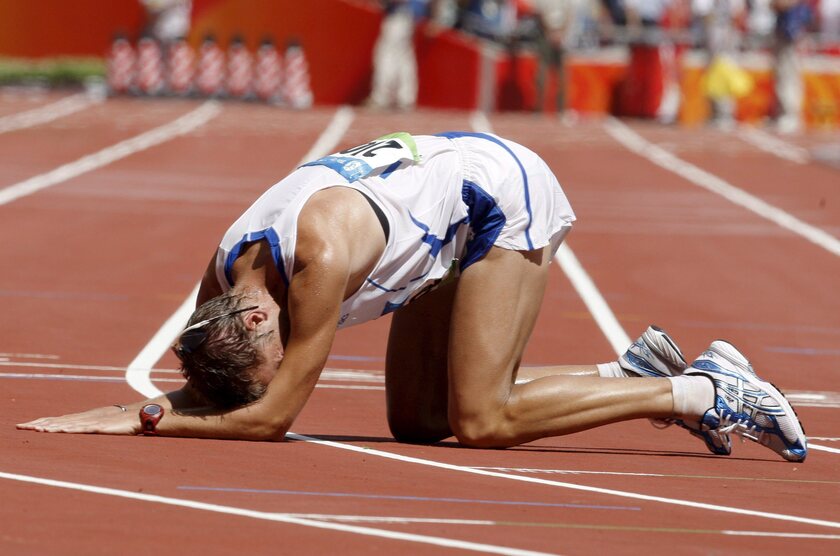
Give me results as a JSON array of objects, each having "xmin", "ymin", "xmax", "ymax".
[{"xmin": 143, "ymin": 404, "xmax": 162, "ymax": 416}]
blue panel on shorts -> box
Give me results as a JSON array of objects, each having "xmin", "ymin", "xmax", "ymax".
[
  {"xmin": 224, "ymin": 227, "xmax": 288, "ymax": 287},
  {"xmin": 436, "ymin": 131, "xmax": 534, "ymax": 249},
  {"xmin": 460, "ymin": 180, "xmax": 505, "ymax": 270}
]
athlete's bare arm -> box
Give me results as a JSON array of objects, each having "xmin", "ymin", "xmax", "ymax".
[{"xmin": 18, "ymin": 187, "xmax": 385, "ymax": 439}]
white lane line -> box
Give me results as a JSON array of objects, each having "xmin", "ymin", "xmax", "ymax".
[
  {"xmin": 0, "ymin": 91, "xmax": 103, "ymax": 135},
  {"xmin": 125, "ymin": 284, "xmax": 198, "ymax": 398},
  {"xmin": 469, "ymin": 110, "xmax": 491, "ymax": 133},
  {"xmin": 279, "ymin": 514, "xmax": 840, "ymax": 539},
  {"xmin": 0, "ymin": 471, "xmax": 554, "ymax": 556},
  {"xmin": 0, "ymin": 361, "xmax": 382, "ymax": 381},
  {"xmin": 297, "ymin": 106, "xmax": 355, "ymax": 166},
  {"xmin": 0, "ymin": 372, "xmax": 383, "ymax": 391},
  {"xmin": 603, "ymin": 117, "xmax": 840, "ymax": 258},
  {"xmin": 810, "ymin": 444, "xmax": 840, "ymax": 455},
  {"xmin": 286, "ymin": 515, "xmax": 840, "ymax": 539},
  {"xmin": 3, "ymin": 373, "xmax": 154, "ymax": 383},
  {"xmin": 723, "ymin": 531, "xmax": 840, "ymax": 540},
  {"xmin": 734, "ymin": 126, "xmax": 810, "ymax": 164},
  {"xmin": 0, "ymin": 100, "xmax": 221, "ymax": 206},
  {"xmin": 553, "ymin": 242, "xmax": 631, "ymax": 355},
  {"xmin": 288, "ymin": 432, "xmax": 840, "ymax": 530},
  {"xmin": 0, "ymin": 361, "xmax": 179, "ymax": 373},
  {"xmin": 316, "ymin": 384, "xmax": 384, "ymax": 391},
  {"xmin": 0, "ymin": 352, "xmax": 59, "ymax": 359},
  {"xmin": 473, "ymin": 467, "xmax": 840, "ymax": 484},
  {"xmin": 295, "ymin": 514, "xmax": 496, "ymax": 526}
]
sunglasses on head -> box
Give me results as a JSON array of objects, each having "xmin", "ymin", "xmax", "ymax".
[{"xmin": 174, "ymin": 305, "xmax": 259, "ymax": 356}]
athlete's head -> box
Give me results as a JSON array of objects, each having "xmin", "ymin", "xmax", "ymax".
[{"xmin": 172, "ymin": 291, "xmax": 282, "ymax": 408}]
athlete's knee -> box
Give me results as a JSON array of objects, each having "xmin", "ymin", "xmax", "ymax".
[
  {"xmin": 449, "ymin": 411, "xmax": 512, "ymax": 449},
  {"xmin": 387, "ymin": 411, "xmax": 450, "ymax": 445}
]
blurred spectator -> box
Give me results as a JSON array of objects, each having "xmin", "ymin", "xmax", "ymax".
[
  {"xmin": 458, "ymin": 0, "xmax": 520, "ymax": 40},
  {"xmin": 625, "ymin": 0, "xmax": 671, "ymax": 29},
  {"xmin": 601, "ymin": 0, "xmax": 629, "ymax": 26},
  {"xmin": 141, "ymin": 0, "xmax": 192, "ymax": 46},
  {"xmin": 745, "ymin": 0, "xmax": 776, "ymax": 47},
  {"xmin": 529, "ymin": 0, "xmax": 576, "ymax": 113},
  {"xmin": 819, "ymin": 0, "xmax": 840, "ymax": 50},
  {"xmin": 367, "ymin": 0, "xmax": 434, "ymax": 110},
  {"xmin": 772, "ymin": 0, "xmax": 813, "ymax": 132},
  {"xmin": 620, "ymin": 0, "xmax": 683, "ymax": 121},
  {"xmin": 694, "ymin": 0, "xmax": 753, "ymax": 128}
]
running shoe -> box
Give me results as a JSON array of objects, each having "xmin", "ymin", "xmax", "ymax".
[
  {"xmin": 621, "ymin": 326, "xmax": 732, "ymax": 456},
  {"xmin": 619, "ymin": 325, "xmax": 688, "ymax": 378},
  {"xmin": 685, "ymin": 340, "xmax": 807, "ymax": 462}
]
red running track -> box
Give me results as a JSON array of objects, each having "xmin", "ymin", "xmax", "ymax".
[{"xmin": 1, "ymin": 93, "xmax": 839, "ymax": 555}]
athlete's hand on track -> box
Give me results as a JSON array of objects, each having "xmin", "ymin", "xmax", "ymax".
[{"xmin": 17, "ymin": 405, "xmax": 141, "ymax": 435}]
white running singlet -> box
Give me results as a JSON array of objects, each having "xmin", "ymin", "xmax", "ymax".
[{"xmin": 215, "ymin": 132, "xmax": 575, "ymax": 329}]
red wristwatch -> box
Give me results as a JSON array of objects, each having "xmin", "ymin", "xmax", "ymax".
[{"xmin": 139, "ymin": 404, "xmax": 164, "ymax": 436}]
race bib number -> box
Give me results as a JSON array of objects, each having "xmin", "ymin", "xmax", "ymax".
[{"xmin": 302, "ymin": 132, "xmax": 420, "ymax": 182}]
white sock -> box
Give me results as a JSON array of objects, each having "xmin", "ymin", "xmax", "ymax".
[
  {"xmin": 596, "ymin": 362, "xmax": 624, "ymax": 378},
  {"xmin": 668, "ymin": 375, "xmax": 715, "ymax": 420}
]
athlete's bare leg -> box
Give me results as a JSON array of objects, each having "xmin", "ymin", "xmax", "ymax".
[
  {"xmin": 384, "ymin": 278, "xmax": 457, "ymax": 443},
  {"xmin": 386, "ymin": 280, "xmax": 607, "ymax": 444},
  {"xmin": 447, "ymin": 245, "xmax": 674, "ymax": 448}
]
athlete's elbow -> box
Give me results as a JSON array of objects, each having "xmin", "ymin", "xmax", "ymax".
[
  {"xmin": 237, "ymin": 409, "xmax": 291, "ymax": 441},
  {"xmin": 248, "ymin": 418, "xmax": 291, "ymax": 441}
]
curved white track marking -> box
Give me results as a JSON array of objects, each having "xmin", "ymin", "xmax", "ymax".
[
  {"xmin": 297, "ymin": 106, "xmax": 355, "ymax": 166},
  {"xmin": 734, "ymin": 126, "xmax": 810, "ymax": 164},
  {"xmin": 0, "ymin": 472, "xmax": 555, "ymax": 556},
  {"xmin": 603, "ymin": 117, "xmax": 840, "ymax": 258},
  {"xmin": 0, "ymin": 100, "xmax": 221, "ymax": 206},
  {"xmin": 553, "ymin": 242, "xmax": 631, "ymax": 355},
  {"xmin": 0, "ymin": 91, "xmax": 103, "ymax": 134},
  {"xmin": 287, "ymin": 433, "xmax": 840, "ymax": 530},
  {"xmin": 125, "ymin": 284, "xmax": 198, "ymax": 398}
]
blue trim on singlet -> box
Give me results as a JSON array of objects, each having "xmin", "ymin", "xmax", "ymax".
[
  {"xmin": 224, "ymin": 227, "xmax": 289, "ymax": 287},
  {"xmin": 382, "ymin": 300, "xmax": 404, "ymax": 315},
  {"xmin": 365, "ymin": 277, "xmax": 409, "ymax": 294},
  {"xmin": 409, "ymin": 211, "xmax": 468, "ymax": 258},
  {"xmin": 380, "ymin": 161, "xmax": 402, "ymax": 179},
  {"xmin": 436, "ymin": 131, "xmax": 534, "ymax": 250},
  {"xmin": 460, "ymin": 180, "xmax": 506, "ymax": 270}
]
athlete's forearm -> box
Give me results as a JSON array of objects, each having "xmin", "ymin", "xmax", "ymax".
[{"xmin": 154, "ymin": 401, "xmax": 288, "ymax": 441}]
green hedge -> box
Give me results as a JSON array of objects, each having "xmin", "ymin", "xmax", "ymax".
[{"xmin": 0, "ymin": 57, "xmax": 106, "ymax": 86}]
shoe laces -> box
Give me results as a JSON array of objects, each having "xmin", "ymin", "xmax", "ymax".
[{"xmin": 717, "ymin": 412, "xmax": 764, "ymax": 444}]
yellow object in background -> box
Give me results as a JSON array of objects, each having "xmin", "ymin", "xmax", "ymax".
[{"xmin": 703, "ymin": 55, "xmax": 755, "ymax": 100}]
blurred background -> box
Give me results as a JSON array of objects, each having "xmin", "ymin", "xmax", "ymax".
[{"xmin": 1, "ymin": 0, "xmax": 839, "ymax": 131}]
